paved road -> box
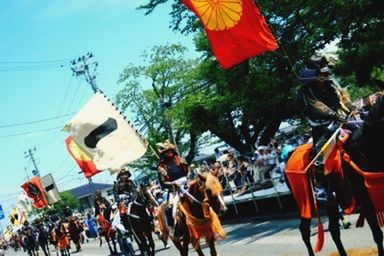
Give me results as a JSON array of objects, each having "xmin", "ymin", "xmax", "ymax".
[{"xmin": 5, "ymin": 213, "xmax": 379, "ymax": 256}]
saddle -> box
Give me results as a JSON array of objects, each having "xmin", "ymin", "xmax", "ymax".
[
  {"xmin": 287, "ymin": 142, "xmax": 384, "ymax": 223},
  {"xmin": 285, "ymin": 143, "xmax": 355, "ymax": 218}
]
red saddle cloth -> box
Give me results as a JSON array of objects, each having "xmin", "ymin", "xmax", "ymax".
[
  {"xmin": 343, "ymin": 154, "xmax": 384, "ymax": 225},
  {"xmin": 285, "ymin": 143, "xmax": 313, "ymax": 219}
]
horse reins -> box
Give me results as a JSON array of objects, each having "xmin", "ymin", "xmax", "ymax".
[{"xmin": 165, "ymin": 181, "xmax": 204, "ymax": 205}]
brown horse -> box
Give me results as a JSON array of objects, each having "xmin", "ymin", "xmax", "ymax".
[
  {"xmin": 171, "ymin": 172, "xmax": 226, "ymax": 256},
  {"xmin": 97, "ymin": 213, "xmax": 117, "ymax": 255},
  {"xmin": 68, "ymin": 217, "xmax": 82, "ymax": 252},
  {"xmin": 286, "ymin": 95, "xmax": 384, "ymax": 256}
]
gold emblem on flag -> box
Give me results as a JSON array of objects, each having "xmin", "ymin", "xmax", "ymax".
[{"xmin": 191, "ymin": 0, "xmax": 243, "ymax": 31}]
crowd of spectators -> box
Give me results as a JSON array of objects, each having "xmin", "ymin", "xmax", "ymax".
[{"xmin": 187, "ymin": 135, "xmax": 307, "ymax": 196}]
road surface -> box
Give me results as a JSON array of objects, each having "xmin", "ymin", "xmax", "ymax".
[{"xmin": 6, "ymin": 213, "xmax": 379, "ymax": 256}]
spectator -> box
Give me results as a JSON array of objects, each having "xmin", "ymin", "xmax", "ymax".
[
  {"xmin": 85, "ymin": 213, "xmax": 98, "ymax": 239},
  {"xmin": 188, "ymin": 164, "xmax": 199, "ymax": 180},
  {"xmin": 211, "ymin": 162, "xmax": 222, "ymax": 177},
  {"xmin": 228, "ymin": 153, "xmax": 242, "ymax": 190}
]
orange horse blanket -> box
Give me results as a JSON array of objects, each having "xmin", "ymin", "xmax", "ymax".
[
  {"xmin": 343, "ymin": 154, "xmax": 384, "ymax": 225},
  {"xmin": 178, "ymin": 202, "xmax": 226, "ymax": 241},
  {"xmin": 285, "ymin": 143, "xmax": 314, "ymax": 218}
]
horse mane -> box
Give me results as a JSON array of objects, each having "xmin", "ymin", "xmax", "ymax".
[
  {"xmin": 204, "ymin": 172, "xmax": 223, "ymax": 197},
  {"xmin": 188, "ymin": 172, "xmax": 222, "ymax": 197}
]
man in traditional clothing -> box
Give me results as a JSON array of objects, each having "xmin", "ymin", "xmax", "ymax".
[
  {"xmin": 94, "ymin": 190, "xmax": 111, "ymax": 221},
  {"xmin": 298, "ymin": 55, "xmax": 358, "ymax": 200},
  {"xmin": 156, "ymin": 139, "xmax": 189, "ymax": 228},
  {"xmin": 157, "ymin": 140, "xmax": 189, "ymax": 187},
  {"xmin": 114, "ymin": 167, "xmax": 137, "ymax": 204}
]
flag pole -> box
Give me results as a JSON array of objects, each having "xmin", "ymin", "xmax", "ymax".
[
  {"xmin": 302, "ymin": 126, "xmax": 341, "ymax": 174},
  {"xmin": 149, "ymin": 144, "xmax": 160, "ymax": 160}
]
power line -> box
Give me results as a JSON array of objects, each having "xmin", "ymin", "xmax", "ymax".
[
  {"xmin": 0, "ymin": 126, "xmax": 62, "ymax": 139},
  {"xmin": 0, "ymin": 63, "xmax": 69, "ymax": 72},
  {"xmin": 0, "ymin": 113, "xmax": 74, "ymax": 129},
  {"xmin": 38, "ymin": 75, "xmax": 74, "ymax": 148},
  {"xmin": 0, "ymin": 58, "xmax": 71, "ymax": 64}
]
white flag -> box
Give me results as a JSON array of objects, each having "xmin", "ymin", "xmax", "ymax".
[
  {"xmin": 41, "ymin": 173, "xmax": 61, "ymax": 204},
  {"xmin": 63, "ymin": 92, "xmax": 147, "ymax": 171}
]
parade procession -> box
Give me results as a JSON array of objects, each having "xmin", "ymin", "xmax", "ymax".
[{"xmin": 0, "ymin": 0, "xmax": 383, "ymax": 256}]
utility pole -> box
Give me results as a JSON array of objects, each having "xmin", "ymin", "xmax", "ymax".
[
  {"xmin": 71, "ymin": 52, "xmax": 99, "ymax": 93},
  {"xmin": 70, "ymin": 53, "xmax": 99, "ymax": 198},
  {"xmin": 24, "ymin": 148, "xmax": 40, "ymax": 177}
]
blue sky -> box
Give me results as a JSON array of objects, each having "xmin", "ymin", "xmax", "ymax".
[{"xmin": 0, "ymin": 0, "xmax": 198, "ymax": 225}]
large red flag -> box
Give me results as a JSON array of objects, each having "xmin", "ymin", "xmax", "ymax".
[
  {"xmin": 65, "ymin": 136, "xmax": 101, "ymax": 178},
  {"xmin": 182, "ymin": 0, "xmax": 278, "ymax": 69},
  {"xmin": 21, "ymin": 176, "xmax": 48, "ymax": 209}
]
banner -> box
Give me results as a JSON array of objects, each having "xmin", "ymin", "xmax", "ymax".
[
  {"xmin": 40, "ymin": 173, "xmax": 61, "ymax": 204},
  {"xmin": 181, "ymin": 0, "xmax": 278, "ymax": 69},
  {"xmin": 0, "ymin": 204, "xmax": 4, "ymax": 220},
  {"xmin": 63, "ymin": 91, "xmax": 148, "ymax": 171},
  {"xmin": 21, "ymin": 176, "xmax": 48, "ymax": 209},
  {"xmin": 65, "ymin": 136, "xmax": 101, "ymax": 178}
]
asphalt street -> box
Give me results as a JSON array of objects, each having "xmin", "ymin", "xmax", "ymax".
[{"xmin": 6, "ymin": 213, "xmax": 379, "ymax": 256}]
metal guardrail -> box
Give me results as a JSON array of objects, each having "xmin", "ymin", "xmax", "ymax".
[{"xmin": 221, "ymin": 175, "xmax": 290, "ymax": 216}]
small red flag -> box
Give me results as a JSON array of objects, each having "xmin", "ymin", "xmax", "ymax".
[
  {"xmin": 182, "ymin": 0, "xmax": 278, "ymax": 69},
  {"xmin": 21, "ymin": 176, "xmax": 48, "ymax": 209},
  {"xmin": 65, "ymin": 136, "xmax": 101, "ymax": 178}
]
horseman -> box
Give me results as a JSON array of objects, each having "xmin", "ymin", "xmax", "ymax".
[
  {"xmin": 157, "ymin": 139, "xmax": 189, "ymax": 188},
  {"xmin": 298, "ymin": 55, "xmax": 358, "ymax": 200},
  {"xmin": 114, "ymin": 167, "xmax": 137, "ymax": 204},
  {"xmin": 94, "ymin": 190, "xmax": 112, "ymax": 221},
  {"xmin": 156, "ymin": 139, "xmax": 189, "ymax": 224}
]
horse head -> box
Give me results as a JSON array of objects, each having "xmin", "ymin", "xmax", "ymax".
[
  {"xmin": 344, "ymin": 95, "xmax": 384, "ymax": 171},
  {"xmin": 194, "ymin": 173, "xmax": 227, "ymax": 215},
  {"xmin": 137, "ymin": 183, "xmax": 159, "ymax": 207}
]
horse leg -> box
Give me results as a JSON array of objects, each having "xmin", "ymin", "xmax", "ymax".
[
  {"xmin": 138, "ymin": 233, "xmax": 150, "ymax": 256},
  {"xmin": 41, "ymin": 243, "xmax": 49, "ymax": 256},
  {"xmin": 363, "ymin": 205, "xmax": 384, "ymax": 256},
  {"xmin": 190, "ymin": 237, "xmax": 204, "ymax": 256},
  {"xmin": 146, "ymin": 234, "xmax": 155, "ymax": 256},
  {"xmin": 106, "ymin": 239, "xmax": 114, "ymax": 256},
  {"xmin": 207, "ymin": 236, "xmax": 217, "ymax": 256},
  {"xmin": 327, "ymin": 204, "xmax": 347, "ymax": 256},
  {"xmin": 112, "ymin": 237, "xmax": 118, "ymax": 255},
  {"xmin": 171, "ymin": 236, "xmax": 184, "ymax": 255},
  {"xmin": 299, "ymin": 217, "xmax": 315, "ymax": 256}
]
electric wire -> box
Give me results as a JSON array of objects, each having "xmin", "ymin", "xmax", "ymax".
[
  {"xmin": 0, "ymin": 113, "xmax": 74, "ymax": 129},
  {"xmin": 0, "ymin": 126, "xmax": 62, "ymax": 139}
]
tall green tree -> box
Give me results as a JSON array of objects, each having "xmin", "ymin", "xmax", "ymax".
[
  {"xmin": 116, "ymin": 43, "xmax": 202, "ymax": 164},
  {"xmin": 54, "ymin": 191, "xmax": 80, "ymax": 214},
  {"xmin": 137, "ymin": 0, "xmax": 383, "ymax": 154}
]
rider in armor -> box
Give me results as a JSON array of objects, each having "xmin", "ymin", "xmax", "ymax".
[
  {"xmin": 156, "ymin": 139, "xmax": 189, "ymax": 226},
  {"xmin": 156, "ymin": 139, "xmax": 189, "ymax": 189},
  {"xmin": 114, "ymin": 167, "xmax": 137, "ymax": 203},
  {"xmin": 94, "ymin": 190, "xmax": 111, "ymax": 221},
  {"xmin": 298, "ymin": 55, "xmax": 358, "ymax": 200}
]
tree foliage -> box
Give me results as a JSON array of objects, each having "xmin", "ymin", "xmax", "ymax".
[
  {"xmin": 116, "ymin": 43, "xmax": 203, "ymax": 165},
  {"xmin": 53, "ymin": 191, "xmax": 80, "ymax": 214},
  {"xmin": 134, "ymin": 0, "xmax": 383, "ymax": 154}
]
